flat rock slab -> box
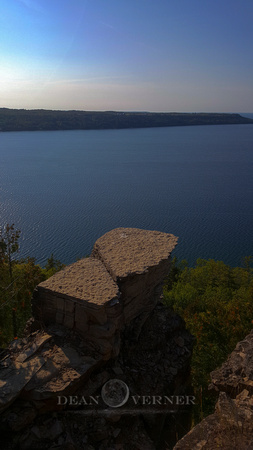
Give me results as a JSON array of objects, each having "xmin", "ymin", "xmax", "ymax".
[
  {"xmin": 15, "ymin": 333, "xmax": 52, "ymax": 363},
  {"xmin": 37, "ymin": 258, "xmax": 119, "ymax": 307},
  {"xmin": 92, "ymin": 227, "xmax": 178, "ymax": 280},
  {"xmin": 0, "ymin": 356, "xmax": 45, "ymax": 413},
  {"xmin": 28, "ymin": 356, "xmax": 100, "ymax": 401}
]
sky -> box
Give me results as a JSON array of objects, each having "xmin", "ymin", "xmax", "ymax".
[{"xmin": 0, "ymin": 0, "xmax": 253, "ymax": 112}]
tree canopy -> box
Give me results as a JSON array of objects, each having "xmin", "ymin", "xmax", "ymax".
[{"xmin": 163, "ymin": 257, "xmax": 253, "ymax": 420}]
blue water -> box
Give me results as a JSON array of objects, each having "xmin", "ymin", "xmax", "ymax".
[{"xmin": 1, "ymin": 122, "xmax": 253, "ymax": 267}]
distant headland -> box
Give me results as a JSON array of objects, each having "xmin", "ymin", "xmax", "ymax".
[{"xmin": 0, "ymin": 108, "xmax": 252, "ymax": 132}]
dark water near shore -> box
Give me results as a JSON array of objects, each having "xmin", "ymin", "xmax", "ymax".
[{"xmin": 1, "ymin": 121, "xmax": 253, "ymax": 267}]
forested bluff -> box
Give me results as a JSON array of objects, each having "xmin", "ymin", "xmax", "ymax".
[{"xmin": 0, "ymin": 108, "xmax": 253, "ymax": 132}]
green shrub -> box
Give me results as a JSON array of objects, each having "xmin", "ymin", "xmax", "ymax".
[{"xmin": 163, "ymin": 257, "xmax": 253, "ymax": 422}]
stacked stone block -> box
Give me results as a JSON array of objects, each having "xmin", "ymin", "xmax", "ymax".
[
  {"xmin": 92, "ymin": 228, "xmax": 177, "ymax": 324},
  {"xmin": 32, "ymin": 258, "xmax": 122, "ymax": 359},
  {"xmin": 32, "ymin": 228, "xmax": 178, "ymax": 360}
]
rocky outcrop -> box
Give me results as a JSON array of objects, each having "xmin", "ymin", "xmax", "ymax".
[
  {"xmin": 92, "ymin": 228, "xmax": 177, "ymax": 325},
  {"xmin": 0, "ymin": 306, "xmax": 193, "ymax": 449},
  {"xmin": 32, "ymin": 257, "xmax": 121, "ymax": 361},
  {"xmin": 32, "ymin": 228, "xmax": 178, "ymax": 360},
  {"xmin": 174, "ymin": 330, "xmax": 253, "ymax": 450},
  {"xmin": 0, "ymin": 228, "xmax": 194, "ymax": 449},
  {"xmin": 209, "ymin": 330, "xmax": 253, "ymax": 397}
]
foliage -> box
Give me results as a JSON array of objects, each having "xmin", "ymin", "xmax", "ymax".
[
  {"xmin": 0, "ymin": 223, "xmax": 21, "ymax": 279},
  {"xmin": 165, "ymin": 257, "xmax": 188, "ymax": 290},
  {"xmin": 0, "ymin": 225, "xmax": 65, "ymax": 347},
  {"xmin": 44, "ymin": 253, "xmax": 65, "ymax": 277},
  {"xmin": 0, "ymin": 257, "xmax": 46, "ymax": 345},
  {"xmin": 163, "ymin": 257, "xmax": 253, "ymax": 422}
]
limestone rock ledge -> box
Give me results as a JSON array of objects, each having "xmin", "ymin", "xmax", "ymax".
[
  {"xmin": 0, "ymin": 305, "xmax": 193, "ymax": 450},
  {"xmin": 32, "ymin": 227, "xmax": 178, "ymax": 360},
  {"xmin": 0, "ymin": 228, "xmax": 195, "ymax": 449},
  {"xmin": 174, "ymin": 330, "xmax": 253, "ymax": 450}
]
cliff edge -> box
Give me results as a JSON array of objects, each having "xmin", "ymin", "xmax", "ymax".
[{"xmin": 0, "ymin": 228, "xmax": 194, "ymax": 449}]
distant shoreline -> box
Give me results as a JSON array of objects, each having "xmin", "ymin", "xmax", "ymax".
[{"xmin": 0, "ymin": 108, "xmax": 253, "ymax": 132}]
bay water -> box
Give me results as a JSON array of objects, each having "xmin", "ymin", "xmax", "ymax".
[{"xmin": 1, "ymin": 122, "xmax": 253, "ymax": 267}]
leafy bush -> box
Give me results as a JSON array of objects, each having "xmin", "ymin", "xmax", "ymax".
[
  {"xmin": 163, "ymin": 257, "xmax": 253, "ymax": 420},
  {"xmin": 0, "ymin": 224, "xmax": 65, "ymax": 347}
]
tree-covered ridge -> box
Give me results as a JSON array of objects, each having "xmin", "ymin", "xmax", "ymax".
[{"xmin": 0, "ymin": 108, "xmax": 252, "ymax": 132}]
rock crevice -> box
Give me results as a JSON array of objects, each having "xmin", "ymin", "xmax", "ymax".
[
  {"xmin": 32, "ymin": 228, "xmax": 178, "ymax": 360},
  {"xmin": 0, "ymin": 228, "xmax": 196, "ymax": 449}
]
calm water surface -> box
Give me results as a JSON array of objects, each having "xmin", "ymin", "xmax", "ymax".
[{"xmin": 1, "ymin": 123, "xmax": 253, "ymax": 266}]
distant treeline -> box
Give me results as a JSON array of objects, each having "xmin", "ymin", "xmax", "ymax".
[{"xmin": 0, "ymin": 108, "xmax": 253, "ymax": 132}]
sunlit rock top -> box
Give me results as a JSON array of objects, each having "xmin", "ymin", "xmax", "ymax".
[
  {"xmin": 92, "ymin": 227, "xmax": 178, "ymax": 280},
  {"xmin": 38, "ymin": 258, "xmax": 119, "ymax": 307}
]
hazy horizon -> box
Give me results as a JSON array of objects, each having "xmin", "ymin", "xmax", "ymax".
[
  {"xmin": 1, "ymin": 108, "xmax": 253, "ymax": 116},
  {"xmin": 0, "ymin": 107, "xmax": 251, "ymax": 112},
  {"xmin": 1, "ymin": 0, "xmax": 253, "ymax": 112}
]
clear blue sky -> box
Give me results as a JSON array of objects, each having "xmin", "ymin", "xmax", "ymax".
[{"xmin": 1, "ymin": 0, "xmax": 253, "ymax": 112}]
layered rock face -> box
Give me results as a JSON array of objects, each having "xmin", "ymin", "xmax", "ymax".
[
  {"xmin": 32, "ymin": 227, "xmax": 178, "ymax": 360},
  {"xmin": 0, "ymin": 306, "xmax": 194, "ymax": 449},
  {"xmin": 32, "ymin": 258, "xmax": 121, "ymax": 360},
  {"xmin": 0, "ymin": 228, "xmax": 195, "ymax": 449},
  {"xmin": 174, "ymin": 330, "xmax": 253, "ymax": 449},
  {"xmin": 91, "ymin": 228, "xmax": 177, "ymax": 324}
]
